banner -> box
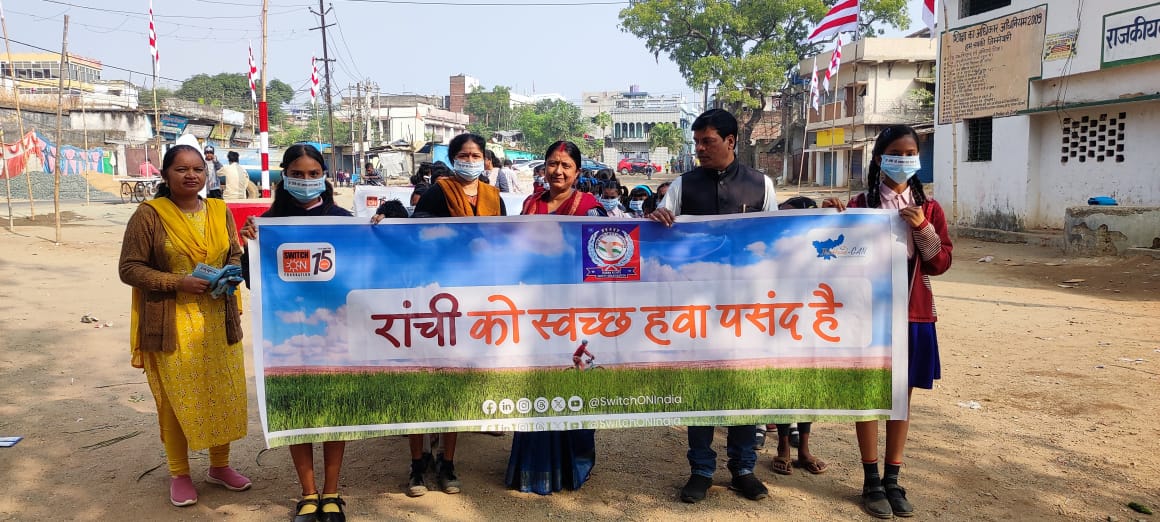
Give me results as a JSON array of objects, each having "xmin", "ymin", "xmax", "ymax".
[{"xmin": 249, "ymin": 211, "xmax": 909, "ymax": 447}]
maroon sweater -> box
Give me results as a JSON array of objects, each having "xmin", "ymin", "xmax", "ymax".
[{"xmin": 849, "ymin": 193, "xmax": 953, "ymax": 323}]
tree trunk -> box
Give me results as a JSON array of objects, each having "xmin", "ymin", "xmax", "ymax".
[{"xmin": 729, "ymin": 101, "xmax": 764, "ymax": 171}]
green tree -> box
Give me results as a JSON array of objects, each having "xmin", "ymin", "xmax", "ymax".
[
  {"xmin": 514, "ymin": 99, "xmax": 595, "ymax": 156},
  {"xmin": 174, "ymin": 73, "xmax": 295, "ymax": 122},
  {"xmin": 593, "ymin": 111, "xmax": 613, "ymax": 137},
  {"xmin": 271, "ymin": 111, "xmax": 350, "ymax": 148},
  {"xmin": 465, "ymin": 85, "xmax": 513, "ymax": 137},
  {"xmin": 620, "ymin": 0, "xmax": 909, "ymax": 165},
  {"xmin": 648, "ymin": 122, "xmax": 685, "ymax": 156},
  {"xmin": 137, "ymin": 86, "xmax": 174, "ymax": 109}
]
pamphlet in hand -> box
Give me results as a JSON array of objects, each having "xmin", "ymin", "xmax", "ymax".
[{"xmin": 191, "ymin": 263, "xmax": 244, "ymax": 299}]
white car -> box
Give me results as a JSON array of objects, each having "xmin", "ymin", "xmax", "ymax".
[{"xmin": 516, "ymin": 160, "xmax": 544, "ymax": 175}]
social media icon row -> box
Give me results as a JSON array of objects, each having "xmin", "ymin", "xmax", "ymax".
[{"xmin": 481, "ymin": 396, "xmax": 584, "ymax": 416}]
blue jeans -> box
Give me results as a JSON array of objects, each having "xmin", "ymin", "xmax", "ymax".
[{"xmin": 687, "ymin": 425, "xmax": 758, "ymax": 478}]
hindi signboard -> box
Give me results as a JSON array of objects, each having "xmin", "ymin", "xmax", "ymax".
[
  {"xmin": 938, "ymin": 6, "xmax": 1047, "ymax": 124},
  {"xmin": 1102, "ymin": 3, "xmax": 1160, "ymax": 68},
  {"xmin": 248, "ymin": 212, "xmax": 909, "ymax": 447}
]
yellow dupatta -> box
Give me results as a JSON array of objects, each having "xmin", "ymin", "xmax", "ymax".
[{"xmin": 129, "ymin": 197, "xmax": 232, "ymax": 367}]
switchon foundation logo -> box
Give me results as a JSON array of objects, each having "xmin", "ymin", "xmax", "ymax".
[{"xmin": 277, "ymin": 242, "xmax": 337, "ymax": 282}]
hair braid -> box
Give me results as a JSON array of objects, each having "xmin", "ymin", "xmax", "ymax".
[{"xmin": 908, "ymin": 176, "xmax": 927, "ymax": 206}]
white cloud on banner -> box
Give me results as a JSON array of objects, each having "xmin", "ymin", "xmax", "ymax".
[
  {"xmin": 420, "ymin": 225, "xmax": 458, "ymax": 241},
  {"xmin": 267, "ymin": 305, "xmax": 351, "ymax": 367}
]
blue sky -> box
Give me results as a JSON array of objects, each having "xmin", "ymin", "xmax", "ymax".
[
  {"xmin": 256, "ymin": 212, "xmax": 900, "ymax": 366},
  {"xmin": 12, "ymin": 0, "xmax": 927, "ymax": 107}
]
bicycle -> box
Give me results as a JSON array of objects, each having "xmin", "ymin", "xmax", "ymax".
[{"xmin": 566, "ymin": 357, "xmax": 605, "ymax": 372}]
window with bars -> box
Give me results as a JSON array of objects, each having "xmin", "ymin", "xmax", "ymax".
[
  {"xmin": 966, "ymin": 118, "xmax": 992, "ymax": 162},
  {"xmin": 1060, "ymin": 113, "xmax": 1126, "ymax": 164},
  {"xmin": 961, "ymin": 0, "xmax": 1012, "ymax": 17}
]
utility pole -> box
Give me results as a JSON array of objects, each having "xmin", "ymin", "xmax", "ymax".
[
  {"xmin": 53, "ymin": 15, "xmax": 68, "ymax": 244},
  {"xmin": 355, "ymin": 81, "xmax": 363, "ymax": 175},
  {"xmin": 310, "ymin": 1, "xmax": 337, "ymax": 171}
]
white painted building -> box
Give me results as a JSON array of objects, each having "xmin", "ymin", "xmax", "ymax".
[
  {"xmin": 935, "ymin": 0, "xmax": 1160, "ymax": 230},
  {"xmin": 797, "ymin": 36, "xmax": 937, "ymax": 188},
  {"xmin": 581, "ymin": 86, "xmax": 696, "ymax": 168}
]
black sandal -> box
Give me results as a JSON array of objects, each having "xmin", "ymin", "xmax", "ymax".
[
  {"xmin": 884, "ymin": 483, "xmax": 913, "ymax": 517},
  {"xmin": 318, "ymin": 495, "xmax": 346, "ymax": 522},
  {"xmin": 293, "ymin": 494, "xmax": 320, "ymax": 522},
  {"xmin": 861, "ymin": 485, "xmax": 893, "ymax": 519}
]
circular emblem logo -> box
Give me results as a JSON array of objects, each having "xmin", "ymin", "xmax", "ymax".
[{"xmin": 587, "ymin": 228, "xmax": 634, "ymax": 269}]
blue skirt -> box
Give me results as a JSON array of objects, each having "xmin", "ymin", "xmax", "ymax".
[
  {"xmin": 505, "ymin": 430, "xmax": 595, "ymax": 495},
  {"xmin": 909, "ymin": 322, "xmax": 941, "ymax": 389}
]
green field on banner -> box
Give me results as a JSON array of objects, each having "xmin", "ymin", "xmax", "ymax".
[{"xmin": 265, "ymin": 366, "xmax": 891, "ymax": 441}]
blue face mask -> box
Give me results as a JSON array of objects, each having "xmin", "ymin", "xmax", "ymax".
[
  {"xmin": 453, "ymin": 159, "xmax": 485, "ymax": 181},
  {"xmin": 283, "ymin": 176, "xmax": 326, "ymax": 202},
  {"xmin": 600, "ymin": 198, "xmax": 620, "ymax": 212},
  {"xmin": 879, "ymin": 155, "xmax": 921, "ymax": 184},
  {"xmin": 629, "ymin": 200, "xmax": 644, "ymax": 213}
]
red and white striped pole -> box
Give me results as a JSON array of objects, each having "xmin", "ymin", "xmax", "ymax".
[
  {"xmin": 259, "ymin": 0, "xmax": 270, "ymax": 197},
  {"xmin": 260, "ymin": 101, "xmax": 269, "ymax": 197}
]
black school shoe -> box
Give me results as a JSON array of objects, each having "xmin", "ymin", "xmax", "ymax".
[
  {"xmin": 862, "ymin": 484, "xmax": 894, "ymax": 519},
  {"xmin": 680, "ymin": 474, "xmax": 713, "ymax": 503},
  {"xmin": 884, "ymin": 483, "xmax": 914, "ymax": 517},
  {"xmin": 318, "ymin": 496, "xmax": 346, "ymax": 522},
  {"xmin": 729, "ymin": 473, "xmax": 768, "ymax": 501}
]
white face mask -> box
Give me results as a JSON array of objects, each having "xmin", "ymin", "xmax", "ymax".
[
  {"xmin": 879, "ymin": 155, "xmax": 921, "ymax": 184},
  {"xmin": 453, "ymin": 160, "xmax": 485, "ymax": 181}
]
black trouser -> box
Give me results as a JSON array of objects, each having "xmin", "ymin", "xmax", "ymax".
[{"xmin": 206, "ymin": 189, "xmax": 223, "ymax": 199}]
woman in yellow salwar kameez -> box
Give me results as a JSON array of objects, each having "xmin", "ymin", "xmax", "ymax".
[{"xmin": 119, "ymin": 144, "xmax": 251, "ymax": 507}]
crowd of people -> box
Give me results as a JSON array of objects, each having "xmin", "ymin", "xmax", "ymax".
[{"xmin": 118, "ymin": 108, "xmax": 951, "ymax": 521}]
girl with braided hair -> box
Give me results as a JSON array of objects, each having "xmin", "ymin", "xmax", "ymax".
[{"xmin": 825, "ymin": 124, "xmax": 953, "ymax": 519}]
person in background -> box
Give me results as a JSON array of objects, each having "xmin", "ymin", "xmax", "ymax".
[
  {"xmin": 532, "ymin": 164, "xmax": 547, "ymax": 193},
  {"xmin": 626, "ymin": 186, "xmax": 651, "ymax": 218},
  {"xmin": 496, "ymin": 158, "xmax": 521, "ymax": 193},
  {"xmin": 139, "ymin": 158, "xmax": 161, "ymax": 178},
  {"xmin": 220, "ymin": 151, "xmax": 248, "ymax": 200},
  {"xmin": 656, "ymin": 181, "xmax": 672, "ymax": 204},
  {"xmin": 371, "ymin": 199, "xmax": 410, "ymax": 222},
  {"xmin": 203, "ymin": 146, "xmax": 223, "ymax": 199},
  {"xmin": 239, "ymin": 144, "xmax": 352, "ymax": 522},
  {"xmin": 363, "ymin": 162, "xmax": 382, "ymax": 186},
  {"xmin": 404, "ymin": 133, "xmax": 506, "ymax": 497},
  {"xmin": 599, "ymin": 183, "xmax": 630, "ymax": 217},
  {"xmin": 649, "ymin": 108, "xmax": 776, "ymax": 505},
  {"xmin": 118, "ymin": 144, "xmax": 250, "ymax": 508}
]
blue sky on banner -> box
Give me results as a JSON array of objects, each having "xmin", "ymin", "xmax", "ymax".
[{"xmin": 257, "ymin": 212, "xmax": 897, "ymax": 366}]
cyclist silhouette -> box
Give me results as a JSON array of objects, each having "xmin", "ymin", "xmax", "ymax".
[{"xmin": 572, "ymin": 339, "xmax": 594, "ymax": 370}]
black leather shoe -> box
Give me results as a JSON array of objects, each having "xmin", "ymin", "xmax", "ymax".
[
  {"xmin": 862, "ymin": 485, "xmax": 894, "ymax": 519},
  {"xmin": 293, "ymin": 494, "xmax": 320, "ymax": 522},
  {"xmin": 680, "ymin": 474, "xmax": 713, "ymax": 503},
  {"xmin": 884, "ymin": 483, "xmax": 913, "ymax": 517},
  {"xmin": 318, "ymin": 495, "xmax": 346, "ymax": 522}
]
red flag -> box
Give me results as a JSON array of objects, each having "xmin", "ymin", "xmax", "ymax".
[
  {"xmin": 809, "ymin": 58, "xmax": 821, "ymax": 113},
  {"xmin": 248, "ymin": 42, "xmax": 258, "ymax": 103},
  {"xmin": 309, "ymin": 56, "xmax": 319, "ymax": 107},
  {"xmin": 808, "ymin": 0, "xmax": 860, "ymax": 43},
  {"xmin": 148, "ymin": 0, "xmax": 159, "ymax": 74},
  {"xmin": 923, "ymin": 0, "xmax": 937, "ymax": 37},
  {"xmin": 823, "ymin": 34, "xmax": 843, "ymax": 93}
]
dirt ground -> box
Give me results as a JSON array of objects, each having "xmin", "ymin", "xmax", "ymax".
[{"xmin": 1, "ymin": 189, "xmax": 1158, "ymax": 521}]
